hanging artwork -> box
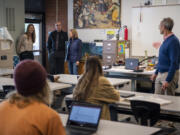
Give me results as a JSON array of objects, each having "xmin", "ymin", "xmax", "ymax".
[{"xmin": 73, "ymin": 0, "xmax": 121, "ymax": 29}]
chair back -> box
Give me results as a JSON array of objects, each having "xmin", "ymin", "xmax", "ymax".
[
  {"xmin": 109, "ymin": 104, "xmax": 118, "ymax": 121},
  {"xmin": 65, "ymin": 98, "xmax": 74, "ymax": 113},
  {"xmin": 130, "ymin": 100, "xmax": 160, "ymax": 126},
  {"xmin": 0, "ymin": 85, "xmax": 15, "ymax": 99},
  {"xmin": 3, "ymin": 85, "xmax": 15, "ymax": 94}
]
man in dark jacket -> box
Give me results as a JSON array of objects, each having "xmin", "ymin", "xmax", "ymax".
[{"xmin": 47, "ymin": 21, "xmax": 68, "ymax": 74}]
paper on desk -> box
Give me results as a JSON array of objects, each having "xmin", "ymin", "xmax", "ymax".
[{"xmin": 127, "ymin": 96, "xmax": 172, "ymax": 105}]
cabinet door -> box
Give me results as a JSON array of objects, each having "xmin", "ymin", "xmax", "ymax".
[
  {"xmin": 103, "ymin": 40, "xmax": 117, "ymax": 54},
  {"xmin": 103, "ymin": 53, "xmax": 116, "ymax": 66}
]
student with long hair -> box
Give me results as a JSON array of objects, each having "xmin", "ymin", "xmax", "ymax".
[
  {"xmin": 73, "ymin": 56, "xmax": 120, "ymax": 120},
  {"xmin": 65, "ymin": 29, "xmax": 82, "ymax": 75},
  {"xmin": 0, "ymin": 60, "xmax": 66, "ymax": 135},
  {"xmin": 17, "ymin": 24, "xmax": 36, "ymax": 60}
]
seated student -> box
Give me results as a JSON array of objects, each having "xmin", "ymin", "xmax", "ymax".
[
  {"xmin": 73, "ymin": 56, "xmax": 120, "ymax": 120},
  {"xmin": 0, "ymin": 60, "xmax": 66, "ymax": 135}
]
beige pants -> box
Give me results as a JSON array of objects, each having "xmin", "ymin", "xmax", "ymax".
[{"xmin": 155, "ymin": 70, "xmax": 179, "ymax": 95}]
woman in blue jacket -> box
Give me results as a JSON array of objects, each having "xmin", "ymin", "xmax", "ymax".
[{"xmin": 66, "ymin": 29, "xmax": 82, "ymax": 75}]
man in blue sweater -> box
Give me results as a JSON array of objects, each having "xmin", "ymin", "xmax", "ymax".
[{"xmin": 151, "ymin": 18, "xmax": 180, "ymax": 95}]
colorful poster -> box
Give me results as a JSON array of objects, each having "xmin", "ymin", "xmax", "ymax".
[
  {"xmin": 73, "ymin": 0, "xmax": 121, "ymax": 29},
  {"xmin": 118, "ymin": 42, "xmax": 125, "ymax": 55}
]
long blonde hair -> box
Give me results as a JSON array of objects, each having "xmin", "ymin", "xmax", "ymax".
[
  {"xmin": 7, "ymin": 81, "xmax": 53, "ymax": 108},
  {"xmin": 73, "ymin": 56, "xmax": 103, "ymax": 101}
]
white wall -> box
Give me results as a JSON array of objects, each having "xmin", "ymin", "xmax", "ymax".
[
  {"xmin": 0, "ymin": 0, "xmax": 24, "ymax": 53},
  {"xmin": 0, "ymin": 0, "xmax": 4, "ymax": 26},
  {"xmin": 132, "ymin": 5, "xmax": 180, "ymax": 56},
  {"xmin": 68, "ymin": 0, "xmax": 142, "ymax": 42}
]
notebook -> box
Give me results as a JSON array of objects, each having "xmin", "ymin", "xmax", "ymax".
[
  {"xmin": 66, "ymin": 102, "xmax": 102, "ymax": 135},
  {"xmin": 125, "ymin": 58, "xmax": 139, "ymax": 70}
]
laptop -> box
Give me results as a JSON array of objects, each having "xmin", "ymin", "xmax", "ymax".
[
  {"xmin": 125, "ymin": 58, "xmax": 139, "ymax": 70},
  {"xmin": 120, "ymin": 92, "xmax": 135, "ymax": 98},
  {"xmin": 66, "ymin": 102, "xmax": 102, "ymax": 135}
]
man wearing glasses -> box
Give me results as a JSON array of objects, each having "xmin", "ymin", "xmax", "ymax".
[{"xmin": 47, "ymin": 21, "xmax": 68, "ymax": 74}]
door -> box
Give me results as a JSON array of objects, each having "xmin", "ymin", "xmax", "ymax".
[{"xmin": 25, "ymin": 21, "xmax": 42, "ymax": 64}]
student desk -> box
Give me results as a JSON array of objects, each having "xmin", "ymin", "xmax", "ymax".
[
  {"xmin": 65, "ymin": 90, "xmax": 180, "ymax": 122},
  {"xmin": 115, "ymin": 90, "xmax": 180, "ymax": 122},
  {"xmin": 56, "ymin": 74, "xmax": 131, "ymax": 88},
  {"xmin": 104, "ymin": 66, "xmax": 155, "ymax": 91},
  {"xmin": 59, "ymin": 113, "xmax": 161, "ymax": 135},
  {"xmin": 0, "ymin": 68, "xmax": 14, "ymax": 76},
  {"xmin": 0, "ymin": 77, "xmax": 72, "ymax": 92}
]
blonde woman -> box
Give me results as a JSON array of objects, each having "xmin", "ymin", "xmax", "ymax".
[
  {"xmin": 17, "ymin": 24, "xmax": 35, "ymax": 60},
  {"xmin": 65, "ymin": 29, "xmax": 82, "ymax": 75},
  {"xmin": 73, "ymin": 56, "xmax": 120, "ymax": 120},
  {"xmin": 0, "ymin": 60, "xmax": 66, "ymax": 135}
]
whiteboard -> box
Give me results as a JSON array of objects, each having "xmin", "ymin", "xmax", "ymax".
[{"xmin": 132, "ymin": 5, "xmax": 180, "ymax": 56}]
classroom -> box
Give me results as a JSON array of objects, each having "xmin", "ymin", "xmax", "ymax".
[{"xmin": 0, "ymin": 0, "xmax": 180, "ymax": 135}]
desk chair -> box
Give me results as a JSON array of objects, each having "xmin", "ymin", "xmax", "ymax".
[
  {"xmin": 65, "ymin": 98, "xmax": 74, "ymax": 113},
  {"xmin": 0, "ymin": 85, "xmax": 15, "ymax": 99},
  {"xmin": 109, "ymin": 104, "xmax": 131, "ymax": 122},
  {"xmin": 3, "ymin": 85, "xmax": 15, "ymax": 94},
  {"xmin": 130, "ymin": 100, "xmax": 160, "ymax": 126},
  {"xmin": 109, "ymin": 104, "xmax": 118, "ymax": 121},
  {"xmin": 0, "ymin": 92, "xmax": 6, "ymax": 99}
]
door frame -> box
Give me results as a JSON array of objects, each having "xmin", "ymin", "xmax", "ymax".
[{"xmin": 25, "ymin": 13, "xmax": 46, "ymax": 67}]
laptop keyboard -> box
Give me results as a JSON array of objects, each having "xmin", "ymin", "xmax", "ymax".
[{"xmin": 66, "ymin": 127, "xmax": 94, "ymax": 135}]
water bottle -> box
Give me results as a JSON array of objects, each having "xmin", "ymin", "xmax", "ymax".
[
  {"xmin": 124, "ymin": 25, "xmax": 128, "ymax": 40},
  {"xmin": 119, "ymin": 28, "xmax": 123, "ymax": 40}
]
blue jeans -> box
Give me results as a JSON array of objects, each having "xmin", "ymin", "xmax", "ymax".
[{"xmin": 68, "ymin": 61, "xmax": 78, "ymax": 75}]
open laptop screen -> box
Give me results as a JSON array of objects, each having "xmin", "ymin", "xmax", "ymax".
[
  {"xmin": 70, "ymin": 105, "xmax": 101, "ymax": 124},
  {"xmin": 67, "ymin": 103, "xmax": 101, "ymax": 129},
  {"xmin": 125, "ymin": 58, "xmax": 139, "ymax": 70}
]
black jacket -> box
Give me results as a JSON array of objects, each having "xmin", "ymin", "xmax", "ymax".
[{"xmin": 47, "ymin": 30, "xmax": 68, "ymax": 58}]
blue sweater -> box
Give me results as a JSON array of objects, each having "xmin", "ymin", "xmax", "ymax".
[{"xmin": 155, "ymin": 34, "xmax": 180, "ymax": 82}]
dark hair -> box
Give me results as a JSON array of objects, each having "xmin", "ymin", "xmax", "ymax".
[
  {"xmin": 73, "ymin": 56, "xmax": 103, "ymax": 101},
  {"xmin": 85, "ymin": 56, "xmax": 103, "ymax": 75},
  {"xmin": 161, "ymin": 17, "xmax": 174, "ymax": 31},
  {"xmin": 25, "ymin": 24, "xmax": 36, "ymax": 43}
]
